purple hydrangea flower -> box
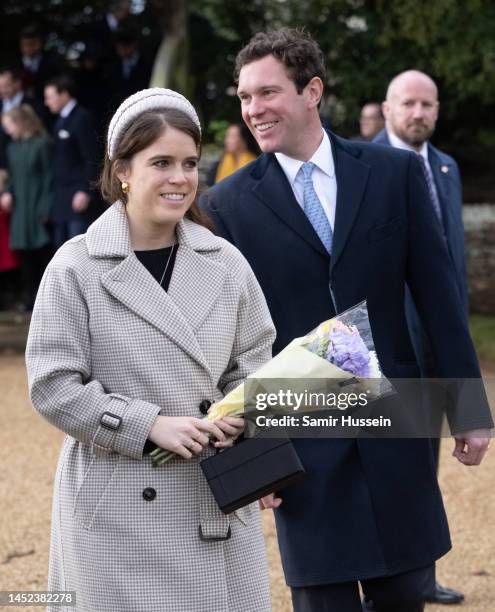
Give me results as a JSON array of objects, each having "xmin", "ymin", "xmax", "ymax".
[{"xmin": 325, "ymin": 327, "xmax": 371, "ymax": 377}]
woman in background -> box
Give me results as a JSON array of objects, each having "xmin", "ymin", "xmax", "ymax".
[
  {"xmin": 209, "ymin": 122, "xmax": 258, "ymax": 185},
  {"xmin": 0, "ymin": 168, "xmax": 20, "ymax": 310},
  {"xmin": 0, "ymin": 105, "xmax": 52, "ymax": 311}
]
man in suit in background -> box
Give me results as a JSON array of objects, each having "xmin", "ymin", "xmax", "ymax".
[
  {"xmin": 371, "ymin": 70, "xmax": 468, "ymax": 606},
  {"xmin": 44, "ymin": 75, "xmax": 98, "ymax": 249},
  {"xmin": 105, "ymin": 24, "xmax": 152, "ymax": 113},
  {"xmin": 17, "ymin": 23, "xmax": 63, "ymax": 101},
  {"xmin": 201, "ymin": 29, "xmax": 492, "ymax": 612},
  {"xmin": 85, "ymin": 0, "xmax": 133, "ymax": 67}
]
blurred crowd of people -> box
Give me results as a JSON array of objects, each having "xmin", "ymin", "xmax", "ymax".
[
  {"xmin": 0, "ymin": 1, "xmax": 155, "ymax": 312},
  {"xmin": 0, "ymin": 0, "xmax": 386, "ymax": 314}
]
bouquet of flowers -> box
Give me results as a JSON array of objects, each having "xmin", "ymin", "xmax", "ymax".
[{"xmin": 150, "ymin": 300, "xmax": 390, "ymax": 466}]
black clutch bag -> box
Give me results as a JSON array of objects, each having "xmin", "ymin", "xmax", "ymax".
[{"xmin": 200, "ymin": 436, "xmax": 305, "ymax": 514}]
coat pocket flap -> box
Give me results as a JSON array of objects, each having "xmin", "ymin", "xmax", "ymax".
[{"xmin": 368, "ymin": 217, "xmax": 404, "ymax": 243}]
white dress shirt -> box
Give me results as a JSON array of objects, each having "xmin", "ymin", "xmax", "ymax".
[
  {"xmin": 60, "ymin": 99, "xmax": 77, "ymax": 119},
  {"xmin": 2, "ymin": 91, "xmax": 24, "ymax": 113},
  {"xmin": 106, "ymin": 13, "xmax": 119, "ymax": 32},
  {"xmin": 275, "ymin": 129, "xmax": 337, "ymax": 230},
  {"xmin": 387, "ymin": 130, "xmax": 440, "ymax": 203},
  {"xmin": 22, "ymin": 54, "xmax": 41, "ymax": 72}
]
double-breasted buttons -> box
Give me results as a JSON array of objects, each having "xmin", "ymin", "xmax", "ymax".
[
  {"xmin": 142, "ymin": 487, "xmax": 156, "ymax": 501},
  {"xmin": 199, "ymin": 400, "xmax": 212, "ymax": 415}
]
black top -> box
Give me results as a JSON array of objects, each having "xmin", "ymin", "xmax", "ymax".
[
  {"xmin": 136, "ymin": 245, "xmax": 178, "ymax": 455},
  {"xmin": 134, "ymin": 245, "xmax": 178, "ymax": 291}
]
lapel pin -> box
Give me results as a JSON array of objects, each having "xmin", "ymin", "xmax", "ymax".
[{"xmin": 440, "ymin": 165, "xmax": 449, "ymax": 173}]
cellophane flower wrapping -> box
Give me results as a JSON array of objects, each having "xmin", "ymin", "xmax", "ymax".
[{"xmin": 151, "ymin": 300, "xmax": 391, "ymax": 466}]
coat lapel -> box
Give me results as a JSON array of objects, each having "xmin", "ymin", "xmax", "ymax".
[
  {"xmin": 330, "ymin": 135, "xmax": 371, "ymax": 270},
  {"xmin": 88, "ymin": 203, "xmax": 226, "ymax": 373},
  {"xmin": 251, "ymin": 155, "xmax": 328, "ymax": 257},
  {"xmin": 249, "ymin": 135, "xmax": 371, "ymax": 266}
]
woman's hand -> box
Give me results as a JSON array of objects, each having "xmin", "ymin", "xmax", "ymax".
[
  {"xmin": 0, "ymin": 192, "xmax": 13, "ymax": 213},
  {"xmin": 212, "ymin": 416, "xmax": 245, "ymax": 449},
  {"xmin": 148, "ymin": 415, "xmax": 227, "ymax": 460}
]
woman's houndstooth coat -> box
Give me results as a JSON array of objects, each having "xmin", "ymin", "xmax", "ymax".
[{"xmin": 26, "ymin": 202, "xmax": 275, "ymax": 612}]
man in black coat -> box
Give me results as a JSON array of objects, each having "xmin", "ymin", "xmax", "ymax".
[
  {"xmin": 105, "ymin": 24, "xmax": 152, "ymax": 114},
  {"xmin": 17, "ymin": 23, "xmax": 64, "ymax": 101},
  {"xmin": 368, "ymin": 69, "xmax": 470, "ymax": 607},
  {"xmin": 44, "ymin": 75, "xmax": 98, "ymax": 249},
  {"xmin": 201, "ymin": 29, "xmax": 493, "ymax": 612}
]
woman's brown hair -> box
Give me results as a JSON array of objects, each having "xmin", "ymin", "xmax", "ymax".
[{"xmin": 99, "ymin": 108, "xmax": 213, "ymax": 230}]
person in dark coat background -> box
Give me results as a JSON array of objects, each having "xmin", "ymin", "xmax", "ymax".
[
  {"xmin": 201, "ymin": 29, "xmax": 493, "ymax": 612},
  {"xmin": 0, "ymin": 65, "xmax": 46, "ymax": 169},
  {"xmin": 44, "ymin": 74, "xmax": 98, "ymax": 249},
  {"xmin": 85, "ymin": 0, "xmax": 133, "ymax": 67},
  {"xmin": 371, "ymin": 69, "xmax": 470, "ymax": 608},
  {"xmin": 105, "ymin": 24, "xmax": 152, "ymax": 114},
  {"xmin": 17, "ymin": 23, "xmax": 64, "ymax": 102},
  {"xmin": 0, "ymin": 105, "xmax": 52, "ymax": 311}
]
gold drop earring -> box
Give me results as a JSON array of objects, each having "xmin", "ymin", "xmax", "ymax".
[{"xmin": 121, "ymin": 181, "xmax": 130, "ymax": 194}]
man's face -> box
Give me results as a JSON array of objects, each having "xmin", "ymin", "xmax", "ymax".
[
  {"xmin": 20, "ymin": 36, "xmax": 42, "ymax": 58},
  {"xmin": 359, "ymin": 104, "xmax": 384, "ymax": 140},
  {"xmin": 237, "ymin": 55, "xmax": 315, "ymax": 158},
  {"xmin": 116, "ymin": 42, "xmax": 137, "ymax": 60},
  {"xmin": 0, "ymin": 73, "xmax": 21, "ymax": 100},
  {"xmin": 44, "ymin": 85, "xmax": 68, "ymax": 114},
  {"xmin": 383, "ymin": 76, "xmax": 439, "ymax": 147}
]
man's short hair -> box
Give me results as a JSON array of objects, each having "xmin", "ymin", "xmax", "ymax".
[
  {"xmin": 113, "ymin": 24, "xmax": 139, "ymax": 46},
  {"xmin": 234, "ymin": 28, "xmax": 326, "ymax": 93},
  {"xmin": 45, "ymin": 74, "xmax": 77, "ymax": 98},
  {"xmin": 0, "ymin": 65, "xmax": 22, "ymax": 82},
  {"xmin": 20, "ymin": 23, "xmax": 43, "ymax": 41}
]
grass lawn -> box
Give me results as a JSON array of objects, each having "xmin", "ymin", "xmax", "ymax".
[{"xmin": 470, "ymin": 314, "xmax": 495, "ymax": 363}]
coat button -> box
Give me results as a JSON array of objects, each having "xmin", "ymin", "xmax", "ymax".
[
  {"xmin": 199, "ymin": 400, "xmax": 212, "ymax": 415},
  {"xmin": 142, "ymin": 487, "xmax": 156, "ymax": 501}
]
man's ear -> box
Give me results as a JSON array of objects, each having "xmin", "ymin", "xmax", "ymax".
[
  {"xmin": 381, "ymin": 101, "xmax": 390, "ymax": 120},
  {"xmin": 305, "ymin": 77, "xmax": 324, "ymax": 109}
]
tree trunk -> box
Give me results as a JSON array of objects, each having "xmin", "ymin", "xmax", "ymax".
[{"xmin": 148, "ymin": 0, "xmax": 191, "ymax": 96}]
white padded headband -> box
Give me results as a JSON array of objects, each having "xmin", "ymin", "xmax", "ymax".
[{"xmin": 107, "ymin": 88, "xmax": 201, "ymax": 159}]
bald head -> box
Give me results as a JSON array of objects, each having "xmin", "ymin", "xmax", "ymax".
[
  {"xmin": 383, "ymin": 70, "xmax": 439, "ymax": 151},
  {"xmin": 386, "ymin": 70, "xmax": 438, "ymax": 102}
]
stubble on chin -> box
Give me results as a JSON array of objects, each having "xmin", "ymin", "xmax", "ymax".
[{"xmin": 402, "ymin": 125, "xmax": 434, "ymax": 148}]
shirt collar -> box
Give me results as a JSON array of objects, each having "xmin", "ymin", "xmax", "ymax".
[
  {"xmin": 275, "ymin": 129, "xmax": 335, "ymax": 185},
  {"xmin": 106, "ymin": 13, "xmax": 119, "ymax": 31},
  {"xmin": 387, "ymin": 129, "xmax": 429, "ymax": 162},
  {"xmin": 3, "ymin": 91, "xmax": 24, "ymax": 110},
  {"xmin": 60, "ymin": 99, "xmax": 77, "ymax": 118},
  {"xmin": 123, "ymin": 52, "xmax": 139, "ymax": 67},
  {"xmin": 22, "ymin": 55, "xmax": 41, "ymax": 71}
]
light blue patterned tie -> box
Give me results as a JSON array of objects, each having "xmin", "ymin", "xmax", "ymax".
[{"xmin": 300, "ymin": 161, "xmax": 333, "ymax": 253}]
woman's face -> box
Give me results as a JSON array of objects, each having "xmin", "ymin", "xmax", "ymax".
[
  {"xmin": 2, "ymin": 115, "xmax": 21, "ymax": 139},
  {"xmin": 224, "ymin": 125, "xmax": 245, "ymax": 154},
  {"xmin": 120, "ymin": 126, "xmax": 199, "ymax": 232}
]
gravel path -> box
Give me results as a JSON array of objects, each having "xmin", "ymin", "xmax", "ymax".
[{"xmin": 1, "ymin": 355, "xmax": 494, "ymax": 611}]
